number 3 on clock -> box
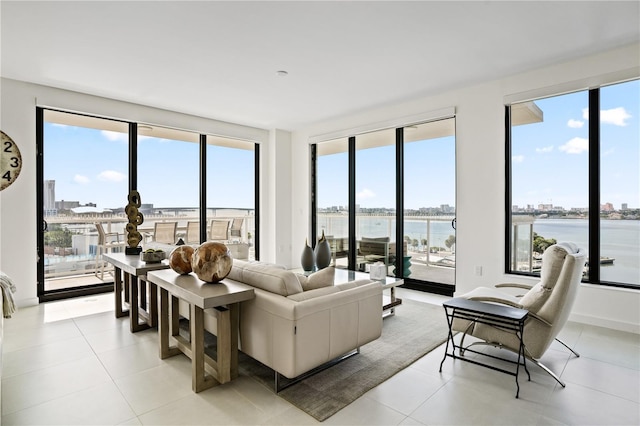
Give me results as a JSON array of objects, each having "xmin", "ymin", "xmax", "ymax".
[{"xmin": 1, "ymin": 131, "xmax": 22, "ymax": 191}]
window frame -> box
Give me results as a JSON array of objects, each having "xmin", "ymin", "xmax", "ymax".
[{"xmin": 504, "ymin": 80, "xmax": 639, "ymax": 290}]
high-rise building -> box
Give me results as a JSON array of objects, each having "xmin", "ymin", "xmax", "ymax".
[{"xmin": 44, "ymin": 180, "xmax": 56, "ymax": 211}]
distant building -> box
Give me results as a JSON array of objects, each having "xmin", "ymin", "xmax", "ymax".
[
  {"xmin": 601, "ymin": 202, "xmax": 614, "ymax": 212},
  {"xmin": 621, "ymin": 203, "xmax": 628, "ymax": 210},
  {"xmin": 538, "ymin": 204, "xmax": 553, "ymax": 211},
  {"xmin": 44, "ymin": 180, "xmax": 56, "ymax": 210}
]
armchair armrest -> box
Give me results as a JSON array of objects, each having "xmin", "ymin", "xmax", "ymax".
[
  {"xmin": 467, "ymin": 296, "xmax": 523, "ymax": 310},
  {"xmin": 495, "ymin": 283, "xmax": 533, "ymax": 290}
]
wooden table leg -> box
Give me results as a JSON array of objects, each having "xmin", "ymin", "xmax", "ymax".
[
  {"xmin": 191, "ymin": 304, "xmax": 216, "ymax": 392},
  {"xmin": 149, "ymin": 281, "xmax": 158, "ymax": 327},
  {"xmin": 129, "ymin": 275, "xmax": 150, "ymax": 332},
  {"xmin": 229, "ymin": 303, "xmax": 239, "ymax": 380},
  {"xmin": 114, "ymin": 267, "xmax": 127, "ymax": 318},
  {"xmin": 158, "ymin": 287, "xmax": 180, "ymax": 359}
]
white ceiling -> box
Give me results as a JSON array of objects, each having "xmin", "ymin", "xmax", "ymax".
[{"xmin": 2, "ymin": 1, "xmax": 639, "ymax": 131}]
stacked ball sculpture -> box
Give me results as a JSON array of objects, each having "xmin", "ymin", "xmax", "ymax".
[{"xmin": 169, "ymin": 241, "xmax": 232, "ymax": 283}]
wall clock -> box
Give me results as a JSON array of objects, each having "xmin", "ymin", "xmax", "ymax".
[{"xmin": 1, "ymin": 131, "xmax": 22, "ymax": 191}]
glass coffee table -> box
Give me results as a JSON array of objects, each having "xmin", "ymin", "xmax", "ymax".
[{"xmin": 331, "ymin": 268, "xmax": 404, "ymax": 318}]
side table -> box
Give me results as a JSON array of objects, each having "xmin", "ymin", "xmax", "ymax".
[
  {"xmin": 147, "ymin": 269, "xmax": 255, "ymax": 393},
  {"xmin": 103, "ymin": 252, "xmax": 170, "ymax": 332},
  {"xmin": 439, "ymin": 297, "xmax": 530, "ymax": 398}
]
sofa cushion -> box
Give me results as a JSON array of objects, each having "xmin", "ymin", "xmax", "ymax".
[
  {"xmin": 234, "ymin": 261, "xmax": 303, "ymax": 296},
  {"xmin": 296, "ymin": 267, "xmax": 335, "ymax": 291},
  {"xmin": 287, "ymin": 285, "xmax": 341, "ymax": 302}
]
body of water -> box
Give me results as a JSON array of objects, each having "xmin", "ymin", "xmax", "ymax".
[
  {"xmin": 319, "ymin": 215, "xmax": 639, "ymax": 285},
  {"xmin": 534, "ymin": 219, "xmax": 639, "ymax": 285}
]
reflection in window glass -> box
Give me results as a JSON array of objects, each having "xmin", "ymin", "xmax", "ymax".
[
  {"xmin": 600, "ymin": 80, "xmax": 639, "ymax": 285},
  {"xmin": 355, "ymin": 128, "xmax": 396, "ymax": 274},
  {"xmin": 316, "ymin": 138, "xmax": 349, "ymax": 268},
  {"xmin": 206, "ymin": 136, "xmax": 256, "ymax": 260}
]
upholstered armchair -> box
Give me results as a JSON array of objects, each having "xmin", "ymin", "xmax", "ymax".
[{"xmin": 454, "ymin": 242, "xmax": 587, "ymax": 386}]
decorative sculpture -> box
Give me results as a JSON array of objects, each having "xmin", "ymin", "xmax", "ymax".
[
  {"xmin": 125, "ymin": 190, "xmax": 144, "ymax": 255},
  {"xmin": 301, "ymin": 238, "xmax": 315, "ymax": 272},
  {"xmin": 191, "ymin": 241, "xmax": 232, "ymax": 283},
  {"xmin": 169, "ymin": 245, "xmax": 195, "ymax": 274},
  {"xmin": 314, "ymin": 230, "xmax": 332, "ymax": 269}
]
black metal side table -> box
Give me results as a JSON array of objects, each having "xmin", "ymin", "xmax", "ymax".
[{"xmin": 439, "ymin": 297, "xmax": 531, "ymax": 398}]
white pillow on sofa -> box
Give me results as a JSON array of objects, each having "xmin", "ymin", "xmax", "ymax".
[{"xmin": 296, "ymin": 266, "xmax": 335, "ymax": 291}]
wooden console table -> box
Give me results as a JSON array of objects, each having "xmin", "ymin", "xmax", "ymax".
[
  {"xmin": 146, "ymin": 269, "xmax": 255, "ymax": 393},
  {"xmin": 439, "ymin": 297, "xmax": 530, "ymax": 398},
  {"xmin": 103, "ymin": 252, "xmax": 169, "ymax": 332}
]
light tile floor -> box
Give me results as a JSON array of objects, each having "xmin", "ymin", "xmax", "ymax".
[{"xmin": 2, "ymin": 288, "xmax": 639, "ymax": 425}]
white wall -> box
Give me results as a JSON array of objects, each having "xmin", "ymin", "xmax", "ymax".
[
  {"xmin": 1, "ymin": 44, "xmax": 638, "ymax": 334},
  {"xmin": 0, "ymin": 79, "xmax": 270, "ymax": 306},
  {"xmin": 291, "ymin": 43, "xmax": 640, "ymax": 333}
]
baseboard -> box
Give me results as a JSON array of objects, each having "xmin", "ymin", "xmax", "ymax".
[
  {"xmin": 570, "ymin": 312, "xmax": 640, "ymax": 335},
  {"xmin": 16, "ymin": 297, "xmax": 40, "ymax": 308}
]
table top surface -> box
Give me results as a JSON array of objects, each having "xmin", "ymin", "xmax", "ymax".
[
  {"xmin": 293, "ymin": 267, "xmax": 404, "ymax": 288},
  {"xmin": 443, "ymin": 297, "xmax": 528, "ymax": 321},
  {"xmin": 103, "ymin": 252, "xmax": 170, "ymax": 275},
  {"xmin": 147, "ymin": 269, "xmax": 255, "ymax": 309}
]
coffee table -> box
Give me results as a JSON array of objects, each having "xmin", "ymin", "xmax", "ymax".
[
  {"xmin": 103, "ymin": 252, "xmax": 170, "ymax": 332},
  {"xmin": 146, "ymin": 269, "xmax": 255, "ymax": 393},
  {"xmin": 327, "ymin": 268, "xmax": 404, "ymax": 318}
]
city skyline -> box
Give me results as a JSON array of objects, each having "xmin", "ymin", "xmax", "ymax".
[{"xmin": 43, "ymin": 81, "xmax": 637, "ymax": 212}]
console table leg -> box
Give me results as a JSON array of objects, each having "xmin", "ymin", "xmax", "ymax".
[{"xmin": 191, "ymin": 304, "xmax": 215, "ymax": 393}]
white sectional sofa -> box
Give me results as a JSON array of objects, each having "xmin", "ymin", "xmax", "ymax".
[{"xmin": 185, "ymin": 260, "xmax": 383, "ymax": 386}]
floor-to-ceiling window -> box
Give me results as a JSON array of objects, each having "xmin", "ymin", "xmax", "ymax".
[
  {"xmin": 311, "ymin": 114, "xmax": 457, "ymax": 295},
  {"xmin": 506, "ymin": 79, "xmax": 639, "ymax": 288},
  {"xmin": 403, "ymin": 119, "xmax": 456, "ymax": 288},
  {"xmin": 355, "ymin": 128, "xmax": 396, "ymax": 273},
  {"xmin": 37, "ymin": 109, "xmax": 260, "ymax": 301},
  {"xmin": 137, "ymin": 125, "xmax": 200, "ymax": 246},
  {"xmin": 315, "ymin": 137, "xmax": 350, "ymax": 268},
  {"xmin": 39, "ymin": 110, "xmax": 129, "ymax": 299},
  {"xmin": 206, "ymin": 135, "xmax": 257, "ymax": 261}
]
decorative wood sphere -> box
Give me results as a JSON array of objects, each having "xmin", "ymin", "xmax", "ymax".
[
  {"xmin": 191, "ymin": 242, "xmax": 232, "ymax": 283},
  {"xmin": 169, "ymin": 245, "xmax": 195, "ymax": 275}
]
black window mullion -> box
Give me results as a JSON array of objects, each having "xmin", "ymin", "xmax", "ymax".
[
  {"xmin": 588, "ymin": 89, "xmax": 601, "ymax": 283},
  {"xmin": 505, "ymin": 105, "xmax": 513, "ymax": 274},
  {"xmin": 310, "ymin": 144, "xmax": 317, "ymax": 249},
  {"xmin": 254, "ymin": 144, "xmax": 260, "ymax": 261},
  {"xmin": 348, "ymin": 136, "xmax": 356, "ymax": 270},
  {"xmin": 129, "ymin": 123, "xmax": 137, "ymax": 192},
  {"xmin": 199, "ymin": 134, "xmax": 207, "ymax": 243},
  {"xmin": 395, "ymin": 128, "xmax": 404, "ymax": 278}
]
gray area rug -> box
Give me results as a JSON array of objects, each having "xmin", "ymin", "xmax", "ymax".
[{"xmin": 195, "ymin": 298, "xmax": 449, "ymax": 422}]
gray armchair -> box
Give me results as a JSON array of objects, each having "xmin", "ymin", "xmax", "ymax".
[{"xmin": 454, "ymin": 242, "xmax": 587, "ymax": 386}]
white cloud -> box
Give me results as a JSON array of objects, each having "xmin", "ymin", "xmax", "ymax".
[
  {"xmin": 512, "ymin": 155, "xmax": 525, "ymax": 163},
  {"xmin": 535, "ymin": 146, "xmax": 554, "ymax": 153},
  {"xmin": 567, "ymin": 119, "xmax": 584, "ymax": 128},
  {"xmin": 73, "ymin": 174, "xmax": 90, "ymax": 184},
  {"xmin": 581, "ymin": 107, "xmax": 631, "ymax": 126},
  {"xmin": 101, "ymin": 130, "xmax": 128, "ymax": 142},
  {"xmin": 356, "ymin": 188, "xmax": 376, "ymax": 200},
  {"xmin": 601, "ymin": 107, "xmax": 631, "ymax": 126},
  {"xmin": 559, "ymin": 137, "xmax": 588, "ymax": 154},
  {"xmin": 97, "ymin": 170, "xmax": 126, "ymax": 182}
]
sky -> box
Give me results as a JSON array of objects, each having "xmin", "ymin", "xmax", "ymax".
[
  {"xmin": 44, "ymin": 80, "xmax": 637, "ymax": 212},
  {"xmin": 511, "ymin": 79, "xmax": 639, "ymax": 210},
  {"xmin": 44, "ymin": 126, "xmax": 255, "ymax": 210}
]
